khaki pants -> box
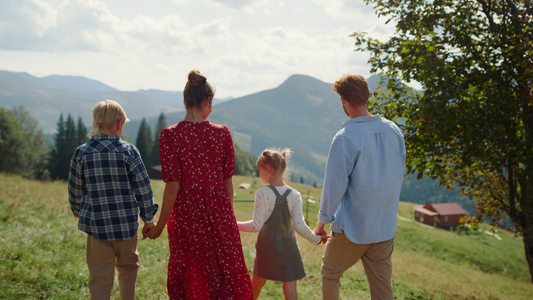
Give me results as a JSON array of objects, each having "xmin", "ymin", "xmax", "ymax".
[
  {"xmin": 321, "ymin": 232, "xmax": 394, "ymax": 300},
  {"xmin": 86, "ymin": 234, "xmax": 139, "ymax": 300}
]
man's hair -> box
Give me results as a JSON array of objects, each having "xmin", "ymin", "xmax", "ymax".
[
  {"xmin": 89, "ymin": 99, "xmax": 129, "ymax": 137},
  {"xmin": 332, "ymin": 73, "xmax": 370, "ymax": 107}
]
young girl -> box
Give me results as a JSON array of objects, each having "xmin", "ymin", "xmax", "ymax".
[{"xmin": 238, "ymin": 148, "xmax": 326, "ymax": 300}]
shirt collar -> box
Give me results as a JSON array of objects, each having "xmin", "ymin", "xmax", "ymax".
[
  {"xmin": 91, "ymin": 134, "xmax": 121, "ymax": 141},
  {"xmin": 341, "ymin": 114, "xmax": 381, "ymax": 129}
]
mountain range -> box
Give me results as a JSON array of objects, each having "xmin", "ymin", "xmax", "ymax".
[
  {"xmin": 0, "ymin": 69, "xmax": 472, "ymax": 212},
  {"xmin": 0, "ymin": 69, "xmax": 375, "ymax": 184}
]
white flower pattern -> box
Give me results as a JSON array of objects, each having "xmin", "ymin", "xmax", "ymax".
[{"xmin": 159, "ymin": 121, "xmax": 252, "ymax": 299}]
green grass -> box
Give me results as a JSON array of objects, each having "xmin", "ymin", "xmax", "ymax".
[{"xmin": 1, "ymin": 173, "xmax": 532, "ymax": 299}]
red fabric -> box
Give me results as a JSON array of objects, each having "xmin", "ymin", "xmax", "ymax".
[{"xmin": 159, "ymin": 121, "xmax": 252, "ymax": 300}]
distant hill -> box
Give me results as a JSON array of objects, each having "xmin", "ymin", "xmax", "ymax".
[
  {"xmin": 0, "ymin": 69, "xmax": 474, "ymax": 212},
  {"xmin": 0, "ymin": 70, "xmax": 186, "ymax": 133}
]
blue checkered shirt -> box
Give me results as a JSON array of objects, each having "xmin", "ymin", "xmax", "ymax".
[{"xmin": 68, "ymin": 135, "xmax": 159, "ymax": 241}]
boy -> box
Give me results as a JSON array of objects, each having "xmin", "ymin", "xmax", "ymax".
[{"xmin": 68, "ymin": 99, "xmax": 158, "ymax": 300}]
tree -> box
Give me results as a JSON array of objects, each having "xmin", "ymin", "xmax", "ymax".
[
  {"xmin": 6, "ymin": 106, "xmax": 48, "ymax": 178},
  {"xmin": 76, "ymin": 117, "xmax": 88, "ymax": 146},
  {"xmin": 234, "ymin": 143, "xmax": 258, "ymax": 176},
  {"xmin": 135, "ymin": 118, "xmax": 153, "ymax": 167},
  {"xmin": 48, "ymin": 114, "xmax": 82, "ymax": 180},
  {"xmin": 354, "ymin": 0, "xmax": 533, "ymax": 281},
  {"xmin": 0, "ymin": 108, "xmax": 40, "ymax": 177},
  {"xmin": 151, "ymin": 113, "xmax": 167, "ymax": 167}
]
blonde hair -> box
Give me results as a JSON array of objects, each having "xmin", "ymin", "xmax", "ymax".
[
  {"xmin": 183, "ymin": 70, "xmax": 215, "ymax": 109},
  {"xmin": 257, "ymin": 148, "xmax": 292, "ymax": 175},
  {"xmin": 89, "ymin": 99, "xmax": 130, "ymax": 137},
  {"xmin": 332, "ymin": 73, "xmax": 370, "ymax": 107}
]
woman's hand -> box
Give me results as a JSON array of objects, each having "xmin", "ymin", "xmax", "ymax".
[{"xmin": 146, "ymin": 223, "xmax": 165, "ymax": 240}]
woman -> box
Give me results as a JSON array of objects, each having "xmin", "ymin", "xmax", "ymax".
[{"xmin": 146, "ymin": 70, "xmax": 252, "ymax": 299}]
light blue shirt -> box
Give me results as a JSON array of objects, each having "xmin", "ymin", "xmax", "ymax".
[{"xmin": 319, "ymin": 114, "xmax": 406, "ymax": 244}]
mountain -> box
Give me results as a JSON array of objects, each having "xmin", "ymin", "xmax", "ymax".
[
  {"xmin": 0, "ymin": 70, "xmax": 185, "ymax": 133},
  {"xmin": 0, "ymin": 69, "xmax": 473, "ymax": 211},
  {"xmin": 40, "ymin": 75, "xmax": 118, "ymax": 93}
]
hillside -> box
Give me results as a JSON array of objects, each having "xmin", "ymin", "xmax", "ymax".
[
  {"xmin": 0, "ymin": 173, "xmax": 531, "ymax": 299},
  {"xmin": 0, "ymin": 70, "xmax": 184, "ymax": 133},
  {"xmin": 154, "ymin": 74, "xmax": 354, "ymax": 185},
  {"xmin": 0, "ymin": 69, "xmax": 474, "ymax": 210}
]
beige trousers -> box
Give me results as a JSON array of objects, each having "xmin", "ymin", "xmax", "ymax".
[
  {"xmin": 86, "ymin": 234, "xmax": 139, "ymax": 300},
  {"xmin": 321, "ymin": 232, "xmax": 394, "ymax": 300}
]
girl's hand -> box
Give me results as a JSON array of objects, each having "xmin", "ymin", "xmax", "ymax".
[{"xmin": 320, "ymin": 234, "xmax": 331, "ymax": 244}]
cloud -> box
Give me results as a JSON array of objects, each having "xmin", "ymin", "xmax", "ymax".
[
  {"xmin": 190, "ymin": 0, "xmax": 284, "ymax": 13},
  {"xmin": 0, "ymin": 0, "xmax": 56, "ymax": 50},
  {"xmin": 0, "ymin": 0, "xmax": 393, "ymax": 98}
]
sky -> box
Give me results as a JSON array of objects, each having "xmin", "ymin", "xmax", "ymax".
[{"xmin": 0, "ymin": 0, "xmax": 396, "ymax": 99}]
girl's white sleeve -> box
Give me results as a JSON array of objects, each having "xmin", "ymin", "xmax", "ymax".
[
  {"xmin": 237, "ymin": 190, "xmax": 267, "ymax": 232},
  {"xmin": 291, "ymin": 192, "xmax": 321, "ymax": 245}
]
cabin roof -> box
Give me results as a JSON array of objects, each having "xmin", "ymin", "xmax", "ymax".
[{"xmin": 421, "ymin": 203, "xmax": 467, "ymax": 216}]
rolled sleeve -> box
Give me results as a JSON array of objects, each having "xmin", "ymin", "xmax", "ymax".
[
  {"xmin": 67, "ymin": 150, "xmax": 84, "ymax": 216},
  {"xmin": 127, "ymin": 148, "xmax": 159, "ymax": 222},
  {"xmin": 318, "ymin": 136, "xmax": 354, "ymax": 225}
]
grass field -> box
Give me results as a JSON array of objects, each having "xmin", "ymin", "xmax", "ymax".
[{"xmin": 1, "ymin": 173, "xmax": 532, "ymax": 299}]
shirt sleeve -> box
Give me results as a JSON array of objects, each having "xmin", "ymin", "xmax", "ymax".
[
  {"xmin": 318, "ymin": 135, "xmax": 354, "ymax": 225},
  {"xmin": 159, "ymin": 127, "xmax": 181, "ymax": 182},
  {"xmin": 222, "ymin": 126, "xmax": 235, "ymax": 180},
  {"xmin": 237, "ymin": 189, "xmax": 268, "ymax": 232},
  {"xmin": 67, "ymin": 149, "xmax": 83, "ymax": 217},
  {"xmin": 127, "ymin": 146, "xmax": 159, "ymax": 223},
  {"xmin": 291, "ymin": 191, "xmax": 321, "ymax": 245}
]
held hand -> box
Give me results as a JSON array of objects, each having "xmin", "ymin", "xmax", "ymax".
[
  {"xmin": 320, "ymin": 234, "xmax": 331, "ymax": 244},
  {"xmin": 313, "ymin": 221, "xmax": 329, "ymax": 244},
  {"xmin": 142, "ymin": 222, "xmax": 156, "ymax": 240},
  {"xmin": 147, "ymin": 223, "xmax": 165, "ymax": 240}
]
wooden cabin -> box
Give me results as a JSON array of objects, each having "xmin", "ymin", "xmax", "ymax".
[{"xmin": 414, "ymin": 203, "xmax": 467, "ymax": 227}]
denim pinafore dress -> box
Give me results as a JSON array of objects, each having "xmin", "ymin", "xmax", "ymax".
[{"xmin": 253, "ymin": 185, "xmax": 306, "ymax": 281}]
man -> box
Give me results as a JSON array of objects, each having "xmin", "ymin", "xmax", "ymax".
[
  {"xmin": 68, "ymin": 99, "xmax": 158, "ymax": 299},
  {"xmin": 313, "ymin": 74, "xmax": 406, "ymax": 300}
]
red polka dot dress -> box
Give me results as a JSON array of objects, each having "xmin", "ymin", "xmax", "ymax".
[{"xmin": 159, "ymin": 121, "xmax": 252, "ymax": 300}]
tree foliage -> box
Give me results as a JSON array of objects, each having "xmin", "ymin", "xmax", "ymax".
[
  {"xmin": 48, "ymin": 114, "xmax": 87, "ymax": 180},
  {"xmin": 151, "ymin": 113, "xmax": 167, "ymax": 167},
  {"xmin": 234, "ymin": 143, "xmax": 258, "ymax": 176},
  {"xmin": 135, "ymin": 118, "xmax": 153, "ymax": 167},
  {"xmin": 354, "ymin": 0, "xmax": 533, "ymax": 281},
  {"xmin": 0, "ymin": 107, "xmax": 48, "ymax": 177}
]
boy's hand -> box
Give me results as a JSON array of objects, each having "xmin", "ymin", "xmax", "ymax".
[
  {"xmin": 142, "ymin": 222, "xmax": 156, "ymax": 240},
  {"xmin": 146, "ymin": 223, "xmax": 165, "ymax": 240}
]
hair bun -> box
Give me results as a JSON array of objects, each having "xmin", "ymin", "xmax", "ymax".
[{"xmin": 188, "ymin": 70, "xmax": 207, "ymax": 87}]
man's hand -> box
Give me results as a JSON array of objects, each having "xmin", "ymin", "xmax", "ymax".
[
  {"xmin": 313, "ymin": 221, "xmax": 330, "ymax": 244},
  {"xmin": 146, "ymin": 223, "xmax": 165, "ymax": 240}
]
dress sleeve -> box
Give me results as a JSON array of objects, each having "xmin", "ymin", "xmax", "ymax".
[
  {"xmin": 159, "ymin": 127, "xmax": 181, "ymax": 182},
  {"xmin": 291, "ymin": 190, "xmax": 321, "ymax": 245},
  {"xmin": 222, "ymin": 126, "xmax": 235, "ymax": 180},
  {"xmin": 237, "ymin": 189, "xmax": 268, "ymax": 232}
]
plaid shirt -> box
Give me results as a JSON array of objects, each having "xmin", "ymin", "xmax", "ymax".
[{"xmin": 68, "ymin": 135, "xmax": 158, "ymax": 241}]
